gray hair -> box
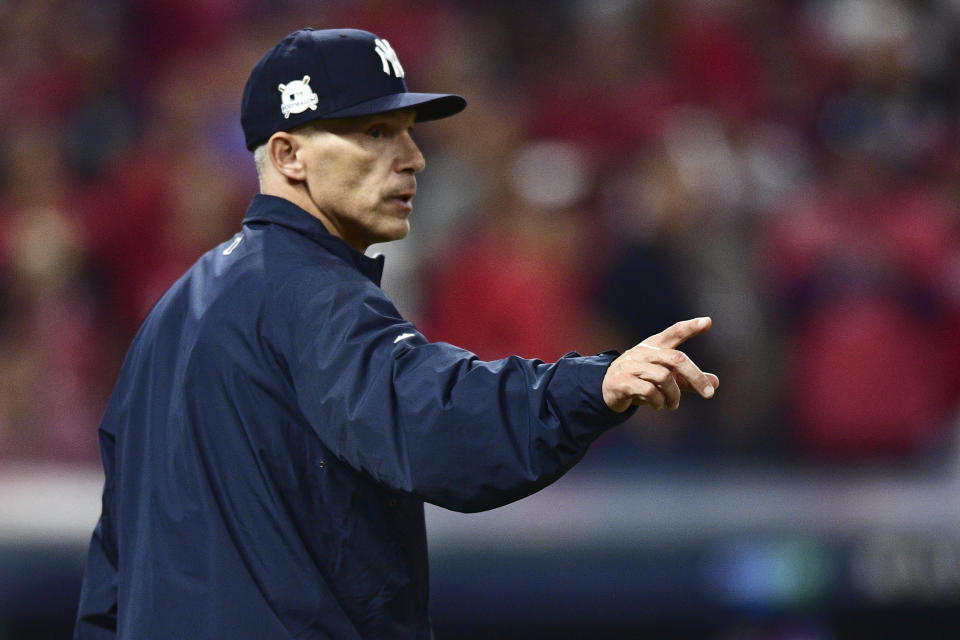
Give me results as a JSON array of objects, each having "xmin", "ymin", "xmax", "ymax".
[
  {"xmin": 253, "ymin": 144, "xmax": 267, "ymax": 187},
  {"xmin": 252, "ymin": 121, "xmax": 326, "ymax": 187}
]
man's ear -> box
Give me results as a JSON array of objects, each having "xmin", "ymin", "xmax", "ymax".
[{"xmin": 267, "ymin": 132, "xmax": 307, "ymax": 182}]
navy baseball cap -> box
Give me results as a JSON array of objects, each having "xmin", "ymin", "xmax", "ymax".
[{"xmin": 241, "ymin": 28, "xmax": 466, "ymax": 151}]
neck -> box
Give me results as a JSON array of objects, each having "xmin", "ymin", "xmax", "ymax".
[{"xmin": 259, "ymin": 184, "xmax": 365, "ymax": 253}]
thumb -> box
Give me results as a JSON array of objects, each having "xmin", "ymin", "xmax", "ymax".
[{"xmin": 644, "ymin": 317, "xmax": 712, "ymax": 350}]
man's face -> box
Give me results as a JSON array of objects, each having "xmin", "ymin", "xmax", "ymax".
[{"xmin": 296, "ymin": 108, "xmax": 425, "ymax": 252}]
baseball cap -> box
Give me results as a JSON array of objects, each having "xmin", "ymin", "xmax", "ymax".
[{"xmin": 241, "ymin": 28, "xmax": 466, "ymax": 151}]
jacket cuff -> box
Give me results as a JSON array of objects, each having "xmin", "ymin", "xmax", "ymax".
[{"xmin": 558, "ymin": 350, "xmax": 638, "ymax": 429}]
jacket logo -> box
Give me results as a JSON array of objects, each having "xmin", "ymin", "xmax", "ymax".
[
  {"xmin": 374, "ymin": 39, "xmax": 404, "ymax": 78},
  {"xmin": 222, "ymin": 234, "xmax": 243, "ymax": 255},
  {"xmin": 394, "ymin": 332, "xmax": 416, "ymax": 344},
  {"xmin": 278, "ymin": 76, "xmax": 319, "ymax": 119}
]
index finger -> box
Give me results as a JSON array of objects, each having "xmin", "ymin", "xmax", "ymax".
[{"xmin": 643, "ymin": 317, "xmax": 712, "ymax": 350}]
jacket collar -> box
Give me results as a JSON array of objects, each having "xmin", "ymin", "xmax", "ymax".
[{"xmin": 242, "ymin": 194, "xmax": 385, "ymax": 285}]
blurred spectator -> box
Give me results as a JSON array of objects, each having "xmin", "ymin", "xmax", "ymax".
[
  {"xmin": 0, "ymin": 128, "xmax": 110, "ymax": 462},
  {"xmin": 526, "ymin": 0, "xmax": 674, "ymax": 162},
  {"xmin": 659, "ymin": 0, "xmax": 772, "ymax": 123},
  {"xmin": 78, "ymin": 47, "xmax": 253, "ymax": 336},
  {"xmin": 758, "ymin": 0, "xmax": 960, "ymax": 458},
  {"xmin": 422, "ymin": 140, "xmax": 600, "ymax": 362},
  {"xmin": 763, "ymin": 161, "xmax": 960, "ymax": 458},
  {"xmin": 592, "ymin": 140, "xmax": 716, "ymax": 453},
  {"xmin": 0, "ymin": 0, "xmax": 959, "ymax": 465},
  {"xmin": 321, "ymin": 0, "xmax": 463, "ymax": 81},
  {"xmin": 593, "ymin": 107, "xmax": 787, "ymax": 454}
]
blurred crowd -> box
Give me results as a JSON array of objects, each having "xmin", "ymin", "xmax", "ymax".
[{"xmin": 1, "ymin": 0, "xmax": 959, "ymax": 465}]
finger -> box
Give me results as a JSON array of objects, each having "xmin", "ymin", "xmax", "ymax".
[
  {"xmin": 643, "ymin": 317, "xmax": 712, "ymax": 350},
  {"xmin": 655, "ymin": 374, "xmax": 682, "ymax": 410},
  {"xmin": 632, "ymin": 379, "xmax": 667, "ymax": 410},
  {"xmin": 635, "ymin": 363, "xmax": 682, "ymax": 410},
  {"xmin": 603, "ymin": 362, "xmax": 661, "ymax": 412},
  {"xmin": 602, "ymin": 352, "xmax": 715, "ymax": 412},
  {"xmin": 643, "ymin": 347, "xmax": 715, "ymax": 399},
  {"xmin": 676, "ymin": 372, "xmax": 719, "ymax": 392}
]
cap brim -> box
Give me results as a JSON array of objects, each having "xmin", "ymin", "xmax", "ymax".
[{"xmin": 321, "ymin": 92, "xmax": 466, "ymax": 122}]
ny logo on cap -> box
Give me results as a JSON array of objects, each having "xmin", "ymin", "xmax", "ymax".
[{"xmin": 374, "ymin": 39, "xmax": 404, "ymax": 78}]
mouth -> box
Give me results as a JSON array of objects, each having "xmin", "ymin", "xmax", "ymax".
[{"xmin": 387, "ymin": 190, "xmax": 415, "ymax": 213}]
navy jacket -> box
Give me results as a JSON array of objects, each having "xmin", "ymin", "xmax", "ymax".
[{"xmin": 74, "ymin": 194, "xmax": 632, "ymax": 639}]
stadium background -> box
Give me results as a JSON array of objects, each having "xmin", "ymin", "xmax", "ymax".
[{"xmin": 1, "ymin": 0, "xmax": 960, "ymax": 637}]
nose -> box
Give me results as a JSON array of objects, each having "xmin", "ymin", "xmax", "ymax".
[{"xmin": 397, "ymin": 131, "xmax": 426, "ymax": 174}]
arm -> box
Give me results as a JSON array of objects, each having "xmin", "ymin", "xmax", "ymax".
[{"xmin": 278, "ymin": 275, "xmax": 632, "ymax": 512}]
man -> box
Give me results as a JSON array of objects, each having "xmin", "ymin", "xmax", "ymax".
[{"xmin": 74, "ymin": 28, "xmax": 718, "ymax": 639}]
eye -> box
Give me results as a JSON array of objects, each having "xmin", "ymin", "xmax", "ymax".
[{"xmin": 368, "ymin": 126, "xmax": 384, "ymax": 139}]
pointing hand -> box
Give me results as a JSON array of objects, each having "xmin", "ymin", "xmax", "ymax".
[{"xmin": 602, "ymin": 317, "xmax": 719, "ymax": 413}]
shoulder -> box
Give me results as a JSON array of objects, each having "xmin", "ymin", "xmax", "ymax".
[{"xmin": 271, "ymin": 265, "xmax": 393, "ymax": 342}]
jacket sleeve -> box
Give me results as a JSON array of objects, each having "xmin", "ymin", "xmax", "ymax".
[
  {"xmin": 73, "ymin": 429, "xmax": 118, "ymax": 639},
  {"xmin": 273, "ymin": 271, "xmax": 634, "ymax": 513}
]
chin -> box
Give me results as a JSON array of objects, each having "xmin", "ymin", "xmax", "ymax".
[
  {"xmin": 366, "ymin": 226, "xmax": 409, "ymax": 250},
  {"xmin": 385, "ymin": 221, "xmax": 411, "ymax": 242}
]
